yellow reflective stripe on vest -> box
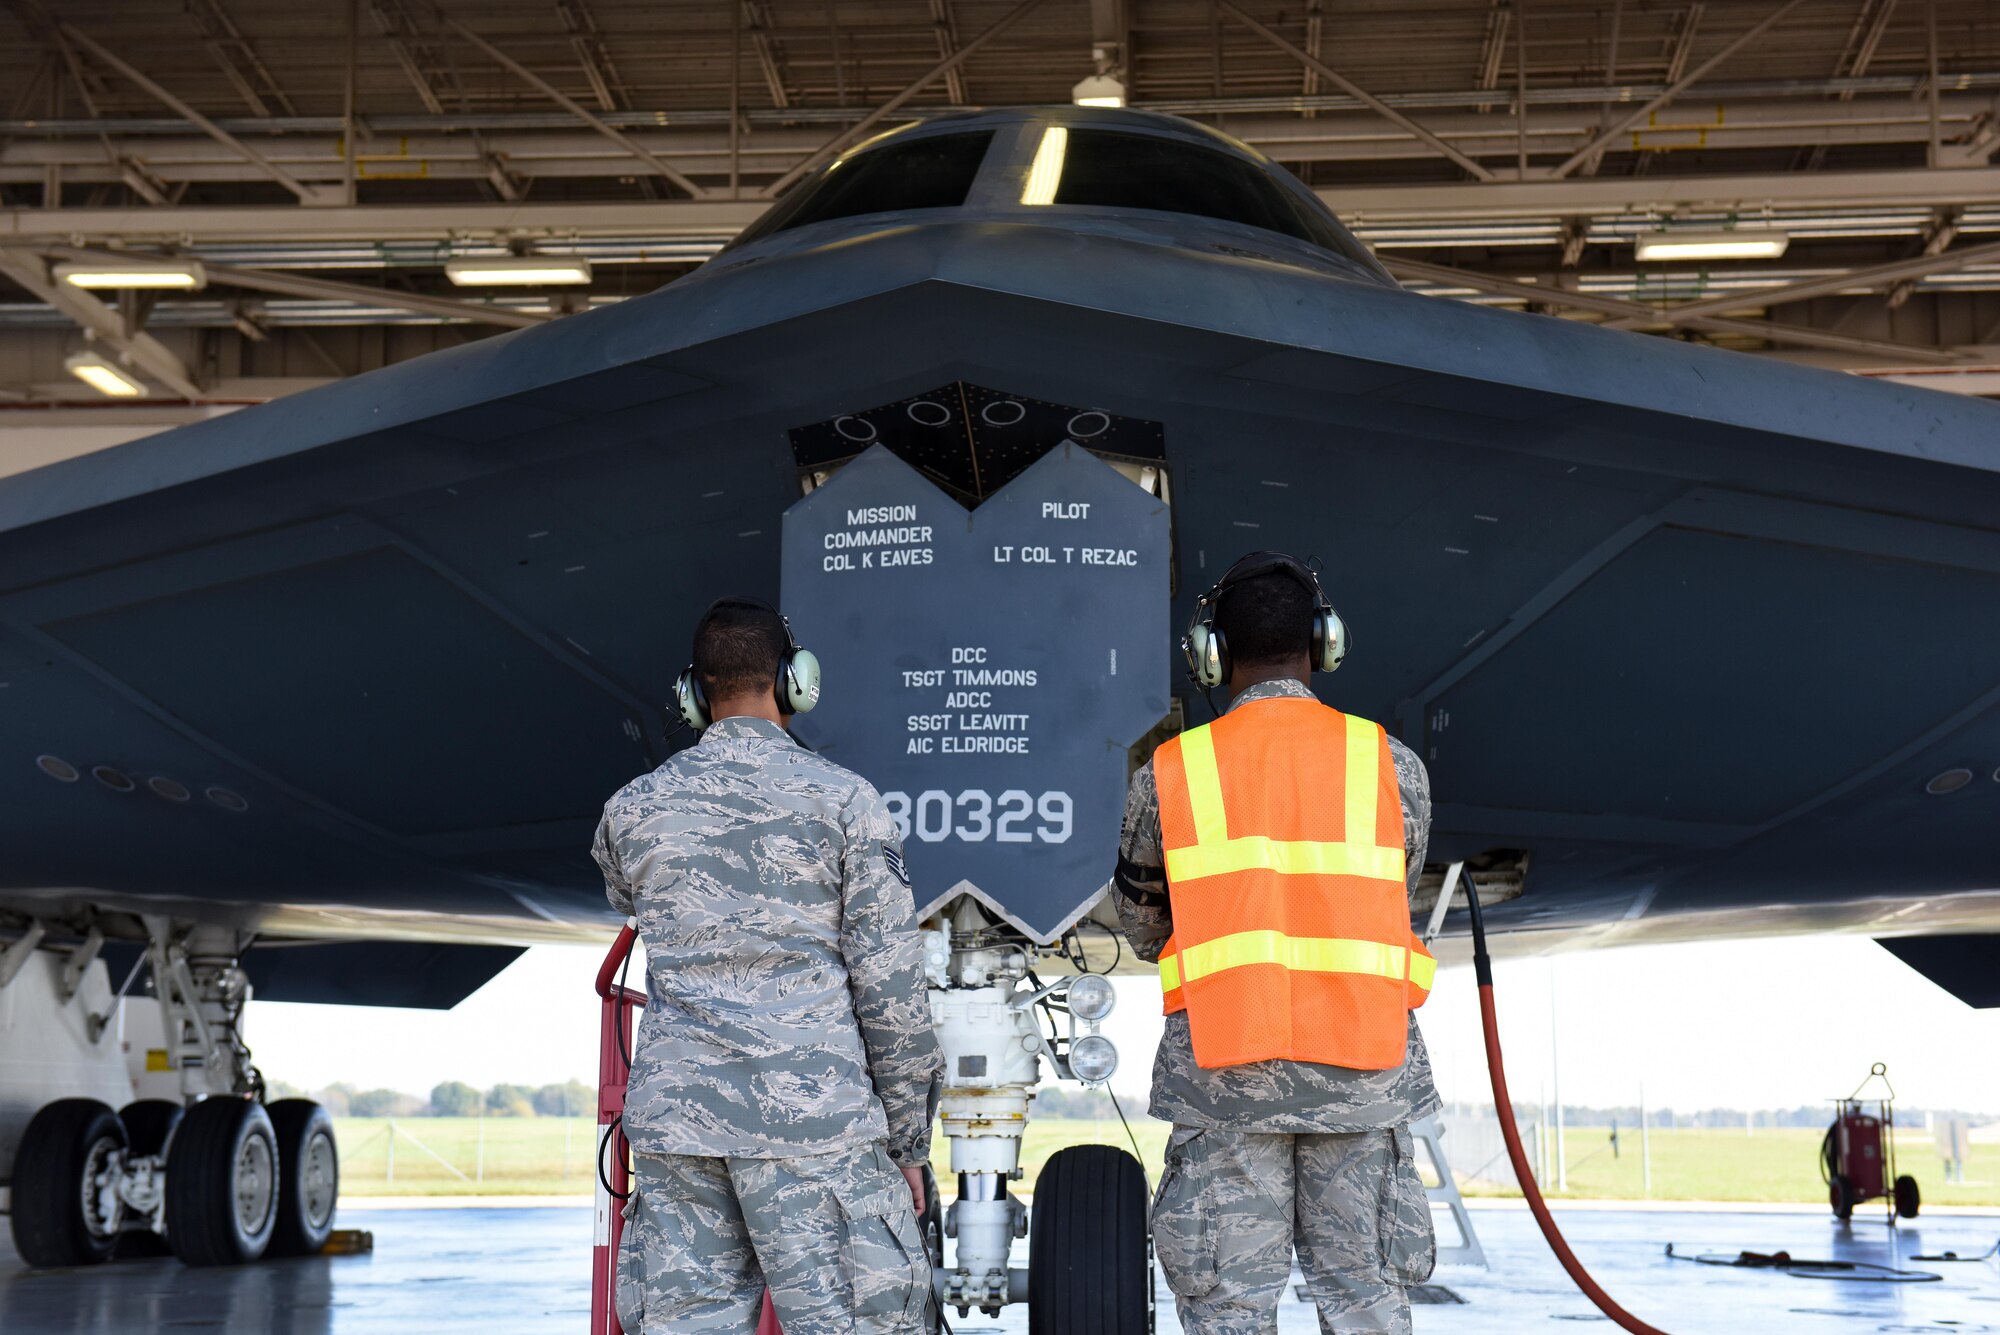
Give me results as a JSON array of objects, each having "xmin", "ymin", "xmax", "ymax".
[
  {"xmin": 1165, "ymin": 835, "xmax": 1405, "ymax": 882},
  {"xmin": 1409, "ymin": 950, "xmax": 1436, "ymax": 992},
  {"xmin": 1160, "ymin": 930, "xmax": 1422, "ymax": 990},
  {"xmin": 1162, "ymin": 712, "xmax": 1402, "ymax": 884},
  {"xmin": 1177, "ymin": 725, "xmax": 1230, "ymax": 847},
  {"xmin": 1345, "ymin": 712, "xmax": 1379, "ymax": 852}
]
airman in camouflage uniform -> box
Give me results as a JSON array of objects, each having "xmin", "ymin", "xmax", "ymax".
[
  {"xmin": 594, "ymin": 600, "xmax": 943, "ymax": 1334},
  {"xmin": 1115, "ymin": 674, "xmax": 1440, "ymax": 1334}
]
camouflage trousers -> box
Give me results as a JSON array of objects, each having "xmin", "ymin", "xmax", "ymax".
[
  {"xmin": 617, "ymin": 1140, "xmax": 932, "ymax": 1335},
  {"xmin": 1151, "ymin": 1124, "xmax": 1435, "ymax": 1335}
]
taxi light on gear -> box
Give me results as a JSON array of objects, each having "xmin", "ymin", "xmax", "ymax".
[
  {"xmin": 1068, "ymin": 1033, "xmax": 1118, "ymax": 1084},
  {"xmin": 1634, "ymin": 230, "xmax": 1790, "ymax": 262},
  {"xmin": 1021, "ymin": 127, "xmax": 1068, "ymax": 206},
  {"xmin": 55, "ymin": 258, "xmax": 206, "ymax": 290},
  {"xmin": 64, "ymin": 351, "xmax": 145, "ymax": 398},
  {"xmin": 1067, "ymin": 973, "xmax": 1116, "ymax": 1022},
  {"xmin": 444, "ymin": 256, "xmax": 593, "ymax": 286}
]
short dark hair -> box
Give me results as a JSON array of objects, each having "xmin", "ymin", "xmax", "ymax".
[
  {"xmin": 692, "ymin": 599, "xmax": 788, "ymax": 699},
  {"xmin": 1215, "ymin": 569, "xmax": 1313, "ymax": 669}
]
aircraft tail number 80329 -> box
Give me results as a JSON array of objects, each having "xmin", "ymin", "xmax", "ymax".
[{"xmin": 880, "ymin": 789, "xmax": 1074, "ymax": 845}]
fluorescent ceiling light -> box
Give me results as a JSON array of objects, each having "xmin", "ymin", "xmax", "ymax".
[
  {"xmin": 1072, "ymin": 74, "xmax": 1127, "ymax": 108},
  {"xmin": 65, "ymin": 351, "xmax": 145, "ymax": 397},
  {"xmin": 1021, "ymin": 127, "xmax": 1069, "ymax": 207},
  {"xmin": 444, "ymin": 257, "xmax": 592, "ymax": 286},
  {"xmin": 55, "ymin": 258, "xmax": 206, "ymax": 290},
  {"xmin": 1635, "ymin": 231, "xmax": 1790, "ymax": 262}
]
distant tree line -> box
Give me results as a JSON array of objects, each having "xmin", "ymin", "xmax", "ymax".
[
  {"xmin": 1447, "ymin": 1100, "xmax": 1996, "ymax": 1129},
  {"xmin": 266, "ymin": 1079, "xmax": 594, "ymax": 1118}
]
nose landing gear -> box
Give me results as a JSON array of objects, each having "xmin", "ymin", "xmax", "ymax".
[{"xmin": 926, "ymin": 898, "xmax": 1154, "ymax": 1332}]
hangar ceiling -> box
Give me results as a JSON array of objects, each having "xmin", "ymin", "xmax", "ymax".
[{"xmin": 1, "ymin": 0, "xmax": 1998, "ymax": 411}]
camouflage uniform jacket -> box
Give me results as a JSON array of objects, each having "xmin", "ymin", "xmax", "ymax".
[
  {"xmin": 594, "ymin": 716, "xmax": 943, "ymax": 1165},
  {"xmin": 1113, "ymin": 678, "xmax": 1443, "ymax": 1133}
]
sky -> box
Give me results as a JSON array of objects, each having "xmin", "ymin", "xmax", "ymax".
[{"xmin": 246, "ymin": 930, "xmax": 2000, "ymax": 1118}]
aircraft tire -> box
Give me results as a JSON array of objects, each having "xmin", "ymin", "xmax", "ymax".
[
  {"xmin": 165, "ymin": 1097, "xmax": 279, "ymax": 1266},
  {"xmin": 8, "ymin": 1099, "xmax": 127, "ymax": 1268},
  {"xmin": 1028, "ymin": 1144, "xmax": 1149, "ymax": 1335},
  {"xmin": 265, "ymin": 1099, "xmax": 340, "ymax": 1257}
]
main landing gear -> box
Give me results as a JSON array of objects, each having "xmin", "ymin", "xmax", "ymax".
[{"xmin": 3, "ymin": 916, "xmax": 340, "ymax": 1267}]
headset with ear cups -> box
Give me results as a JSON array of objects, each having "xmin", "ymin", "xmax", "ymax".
[
  {"xmin": 1182, "ymin": 551, "xmax": 1348, "ymax": 690},
  {"xmin": 673, "ymin": 599, "xmax": 822, "ymax": 731}
]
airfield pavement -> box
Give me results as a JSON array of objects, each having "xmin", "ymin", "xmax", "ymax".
[{"xmin": 3, "ymin": 1199, "xmax": 1999, "ymax": 1333}]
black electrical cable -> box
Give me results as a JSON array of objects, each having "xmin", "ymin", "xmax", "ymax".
[
  {"xmin": 1664, "ymin": 1244, "xmax": 1939, "ymax": 1283},
  {"xmin": 1106, "ymin": 927, "xmax": 1123, "ymax": 973},
  {"xmin": 1108, "ymin": 1087, "xmax": 1146, "ymax": 1172},
  {"xmin": 1063, "ymin": 923, "xmax": 1124, "ymax": 975},
  {"xmin": 1036, "ymin": 997, "xmax": 1066, "ymax": 1052},
  {"xmin": 598, "ymin": 1115, "xmax": 631, "ymax": 1203},
  {"xmin": 662, "ymin": 703, "xmax": 693, "ymax": 746},
  {"xmin": 615, "ymin": 940, "xmax": 637, "ymax": 1078},
  {"xmin": 599, "ymin": 933, "xmax": 641, "ymax": 1202},
  {"xmin": 1911, "ymin": 1239, "xmax": 2000, "ymax": 1262}
]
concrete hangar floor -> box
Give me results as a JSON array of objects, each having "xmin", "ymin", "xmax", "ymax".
[{"xmin": 2, "ymin": 1201, "xmax": 1996, "ymax": 1333}]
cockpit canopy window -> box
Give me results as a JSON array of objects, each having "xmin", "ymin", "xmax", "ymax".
[
  {"xmin": 732, "ymin": 130, "xmax": 996, "ymax": 247},
  {"xmin": 1051, "ymin": 130, "xmax": 1375, "ymax": 269}
]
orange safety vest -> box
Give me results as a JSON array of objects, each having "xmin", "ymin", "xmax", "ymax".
[{"xmin": 1154, "ymin": 696, "xmax": 1435, "ymax": 1071}]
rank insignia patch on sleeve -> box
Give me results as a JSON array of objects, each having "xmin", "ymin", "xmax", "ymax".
[{"xmin": 884, "ymin": 846, "xmax": 910, "ymax": 887}]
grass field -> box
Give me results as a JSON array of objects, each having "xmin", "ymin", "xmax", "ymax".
[
  {"xmin": 330, "ymin": 1114, "xmax": 1176, "ymax": 1198},
  {"xmin": 1470, "ymin": 1124, "xmax": 2000, "ymax": 1208},
  {"xmin": 334, "ymin": 1116, "xmax": 602, "ymax": 1196},
  {"xmin": 333, "ymin": 1116, "xmax": 2000, "ymax": 1207}
]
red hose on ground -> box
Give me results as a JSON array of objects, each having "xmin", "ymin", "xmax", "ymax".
[{"xmin": 1464, "ymin": 873, "xmax": 1672, "ymax": 1335}]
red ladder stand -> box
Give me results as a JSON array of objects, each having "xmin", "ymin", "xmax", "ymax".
[{"xmin": 592, "ymin": 922, "xmax": 782, "ymax": 1335}]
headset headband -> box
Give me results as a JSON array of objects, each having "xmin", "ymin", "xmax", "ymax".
[
  {"xmin": 696, "ymin": 597, "xmax": 800, "ymax": 652},
  {"xmin": 1202, "ymin": 550, "xmax": 1326, "ymax": 610}
]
